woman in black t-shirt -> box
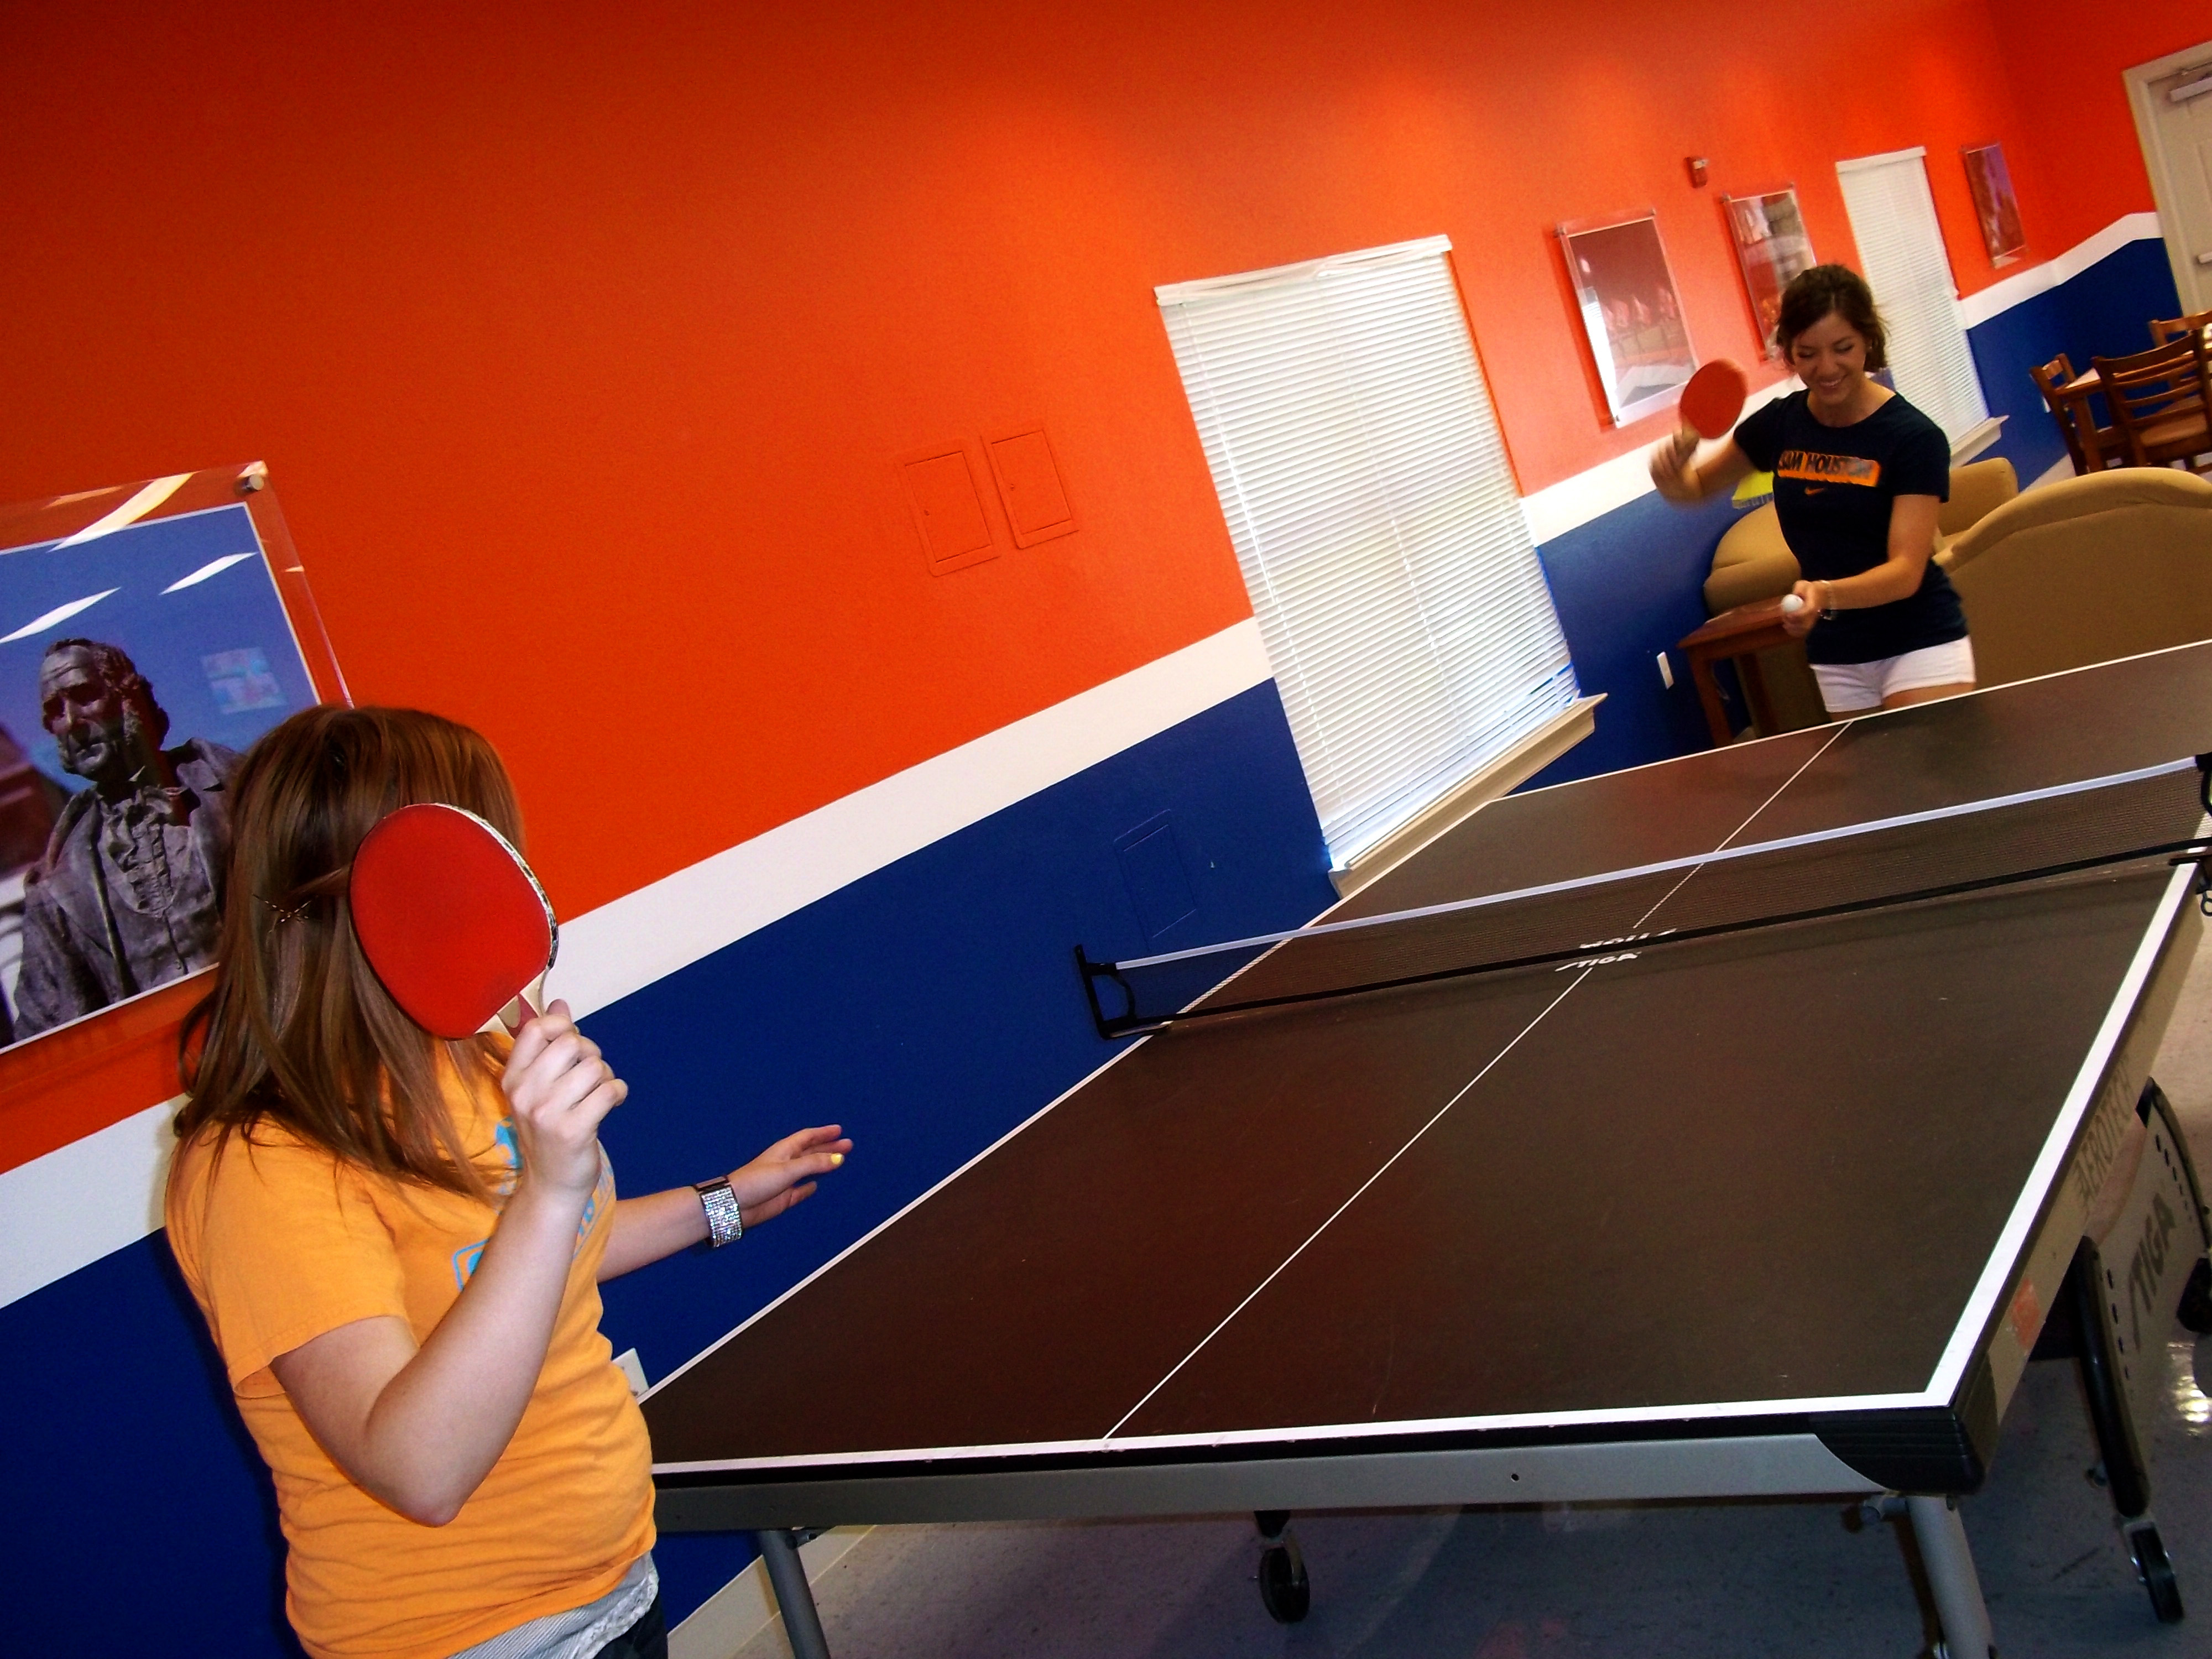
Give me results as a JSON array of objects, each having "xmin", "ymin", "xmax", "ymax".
[{"xmin": 1651, "ymin": 264, "xmax": 1974, "ymax": 717}]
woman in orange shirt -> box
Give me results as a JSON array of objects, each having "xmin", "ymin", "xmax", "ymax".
[{"xmin": 165, "ymin": 705, "xmax": 850, "ymax": 1659}]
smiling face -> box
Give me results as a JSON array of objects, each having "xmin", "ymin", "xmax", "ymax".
[{"xmin": 1787, "ymin": 309, "xmax": 1875, "ymax": 419}]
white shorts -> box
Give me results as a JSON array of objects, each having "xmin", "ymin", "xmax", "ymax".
[{"xmin": 1811, "ymin": 638, "xmax": 1976, "ymax": 715}]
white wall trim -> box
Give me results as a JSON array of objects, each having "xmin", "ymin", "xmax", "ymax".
[
  {"xmin": 1525, "ymin": 213, "xmax": 2162, "ymax": 546},
  {"xmin": 1519, "ymin": 374, "xmax": 1798, "ymax": 546},
  {"xmin": 0, "ymin": 624, "xmax": 1275, "ymax": 1310},
  {"xmin": 0, "ymin": 1097, "xmax": 178, "ymax": 1310},
  {"xmin": 1956, "ymin": 211, "xmax": 2166, "ymax": 327},
  {"xmin": 549, "ymin": 618, "xmax": 1272, "ymax": 1018},
  {"xmin": 0, "ymin": 213, "xmax": 2166, "ymax": 1313},
  {"xmin": 669, "ymin": 1527, "xmax": 872, "ymax": 1659}
]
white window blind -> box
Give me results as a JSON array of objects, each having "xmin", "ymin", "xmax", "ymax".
[
  {"xmin": 1157, "ymin": 237, "xmax": 1578, "ymax": 865},
  {"xmin": 1835, "ymin": 149, "xmax": 1991, "ymax": 442}
]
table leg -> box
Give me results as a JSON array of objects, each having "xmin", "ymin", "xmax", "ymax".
[
  {"xmin": 1739, "ymin": 652, "xmax": 1779, "ymax": 738},
  {"xmin": 755, "ymin": 1528, "xmax": 834, "ymax": 1659},
  {"xmin": 1688, "ymin": 652, "xmax": 1732, "ymax": 747},
  {"xmin": 1905, "ymin": 1495, "xmax": 1996, "ymax": 1659}
]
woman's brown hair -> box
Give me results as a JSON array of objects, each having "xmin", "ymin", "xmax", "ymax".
[
  {"xmin": 174, "ymin": 705, "xmax": 525, "ymax": 1195},
  {"xmin": 1775, "ymin": 263, "xmax": 1888, "ymax": 371}
]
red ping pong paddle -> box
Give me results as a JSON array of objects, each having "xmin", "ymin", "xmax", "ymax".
[
  {"xmin": 350, "ymin": 803, "xmax": 557, "ymax": 1039},
  {"xmin": 1673, "ymin": 359, "xmax": 1749, "ymax": 462}
]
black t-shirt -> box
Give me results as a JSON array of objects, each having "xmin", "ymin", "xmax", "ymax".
[{"xmin": 1733, "ymin": 390, "xmax": 1967, "ymax": 664}]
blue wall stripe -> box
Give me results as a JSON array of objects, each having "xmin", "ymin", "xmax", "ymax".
[
  {"xmin": 1526, "ymin": 488, "xmax": 1743, "ymax": 787},
  {"xmin": 2, "ymin": 1234, "xmax": 306, "ymax": 1656},
  {"xmin": 1526, "ymin": 236, "xmax": 2182, "ymax": 789},
  {"xmin": 589, "ymin": 680, "xmax": 1334, "ymax": 1386},
  {"xmin": 1969, "ymin": 238, "xmax": 2183, "ymax": 486},
  {"xmin": 6, "ymin": 235, "xmax": 2171, "ymax": 1652}
]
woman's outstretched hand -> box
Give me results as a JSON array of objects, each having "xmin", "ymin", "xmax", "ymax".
[{"xmin": 727, "ymin": 1125, "xmax": 852, "ymax": 1228}]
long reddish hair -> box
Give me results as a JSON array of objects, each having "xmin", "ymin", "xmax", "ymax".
[{"xmin": 174, "ymin": 705, "xmax": 526, "ymax": 1195}]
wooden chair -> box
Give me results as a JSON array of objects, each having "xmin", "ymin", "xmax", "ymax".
[
  {"xmin": 2149, "ymin": 306, "xmax": 2212, "ymax": 348},
  {"xmin": 2092, "ymin": 336, "xmax": 2212, "ymax": 472},
  {"xmin": 2030, "ymin": 353, "xmax": 2121, "ymax": 473}
]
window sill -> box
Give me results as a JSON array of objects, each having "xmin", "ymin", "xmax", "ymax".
[
  {"xmin": 1329, "ymin": 695, "xmax": 1605, "ymax": 900},
  {"xmin": 1950, "ymin": 414, "xmax": 2006, "ymax": 463}
]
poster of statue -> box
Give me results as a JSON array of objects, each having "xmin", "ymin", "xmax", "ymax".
[
  {"xmin": 1721, "ymin": 187, "xmax": 1818, "ymax": 358},
  {"xmin": 1558, "ymin": 211, "xmax": 1698, "ymax": 426},
  {"xmin": 0, "ymin": 467, "xmax": 343, "ymax": 1051},
  {"xmin": 1962, "ymin": 143, "xmax": 2026, "ymax": 266}
]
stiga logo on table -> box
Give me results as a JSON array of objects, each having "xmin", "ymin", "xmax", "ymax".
[
  {"xmin": 1776, "ymin": 451, "xmax": 1882, "ymax": 487},
  {"xmin": 2126, "ymin": 1191, "xmax": 2182, "ymax": 1356}
]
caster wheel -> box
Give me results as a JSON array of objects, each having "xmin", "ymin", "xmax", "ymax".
[
  {"xmin": 2178, "ymin": 1260, "xmax": 2212, "ymax": 1336},
  {"xmin": 1258, "ymin": 1544, "xmax": 1310, "ymax": 1623},
  {"xmin": 2128, "ymin": 1524, "xmax": 2185, "ymax": 1624}
]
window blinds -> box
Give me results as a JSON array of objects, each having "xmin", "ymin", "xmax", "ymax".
[
  {"xmin": 1835, "ymin": 150, "xmax": 1991, "ymax": 442},
  {"xmin": 1157, "ymin": 237, "xmax": 1578, "ymax": 866}
]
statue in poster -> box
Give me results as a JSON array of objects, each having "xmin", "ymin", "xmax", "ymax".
[{"xmin": 13, "ymin": 639, "xmax": 240, "ymax": 1039}]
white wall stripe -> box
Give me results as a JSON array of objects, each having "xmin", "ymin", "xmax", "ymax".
[
  {"xmin": 668, "ymin": 1527, "xmax": 872, "ymax": 1659},
  {"xmin": 1957, "ymin": 212, "xmax": 2164, "ymax": 329},
  {"xmin": 0, "ymin": 1097, "xmax": 178, "ymax": 1310},
  {"xmin": 1519, "ymin": 377, "xmax": 1798, "ymax": 547},
  {"xmin": 0, "ymin": 213, "xmax": 2163, "ymax": 1315},
  {"xmin": 1522, "ymin": 215, "xmax": 2161, "ymax": 547},
  {"xmin": 0, "ymin": 624, "xmax": 1274, "ymax": 1311},
  {"xmin": 547, "ymin": 618, "xmax": 1273, "ymax": 1018}
]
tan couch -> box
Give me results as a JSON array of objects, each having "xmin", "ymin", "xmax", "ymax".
[
  {"xmin": 1703, "ymin": 457, "xmax": 2020, "ymax": 614},
  {"xmin": 1940, "ymin": 468, "xmax": 2212, "ymax": 687}
]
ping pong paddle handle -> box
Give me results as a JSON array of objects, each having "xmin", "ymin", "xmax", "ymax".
[
  {"xmin": 1672, "ymin": 424, "xmax": 1700, "ymax": 465},
  {"xmin": 488, "ymin": 977, "xmax": 548, "ymax": 1037}
]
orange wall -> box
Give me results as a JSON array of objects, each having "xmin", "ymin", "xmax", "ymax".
[
  {"xmin": 0, "ymin": 0, "xmax": 2079, "ymax": 922},
  {"xmin": 1985, "ymin": 3, "xmax": 2209, "ymax": 257}
]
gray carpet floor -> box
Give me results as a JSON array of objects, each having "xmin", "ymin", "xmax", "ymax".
[{"xmin": 739, "ymin": 938, "xmax": 2212, "ymax": 1657}]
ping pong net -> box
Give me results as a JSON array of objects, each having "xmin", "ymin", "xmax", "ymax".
[{"xmin": 1078, "ymin": 756, "xmax": 2212, "ymax": 1040}]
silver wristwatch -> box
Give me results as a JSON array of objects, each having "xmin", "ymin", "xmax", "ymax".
[{"xmin": 695, "ymin": 1177, "xmax": 744, "ymax": 1248}]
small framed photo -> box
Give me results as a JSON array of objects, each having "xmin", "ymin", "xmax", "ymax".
[
  {"xmin": 1721, "ymin": 187, "xmax": 1818, "ymax": 359},
  {"xmin": 1961, "ymin": 144, "xmax": 2026, "ymax": 266},
  {"xmin": 1559, "ymin": 211, "xmax": 1697, "ymax": 426}
]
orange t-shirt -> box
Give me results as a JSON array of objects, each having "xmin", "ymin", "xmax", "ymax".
[{"xmin": 164, "ymin": 1062, "xmax": 655, "ymax": 1659}]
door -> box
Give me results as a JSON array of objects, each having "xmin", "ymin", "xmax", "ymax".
[{"xmin": 2130, "ymin": 44, "xmax": 2212, "ymax": 315}]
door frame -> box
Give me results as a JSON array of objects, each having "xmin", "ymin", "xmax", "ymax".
[{"xmin": 2126, "ymin": 40, "xmax": 2212, "ymax": 315}]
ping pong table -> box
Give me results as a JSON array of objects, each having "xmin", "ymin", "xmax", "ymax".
[{"xmin": 646, "ymin": 643, "xmax": 2212, "ymax": 1657}]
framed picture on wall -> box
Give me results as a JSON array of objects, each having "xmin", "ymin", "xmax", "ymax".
[
  {"xmin": 0, "ymin": 464, "xmax": 345, "ymax": 1072},
  {"xmin": 1961, "ymin": 143, "xmax": 2026, "ymax": 265},
  {"xmin": 1721, "ymin": 186, "xmax": 1818, "ymax": 358},
  {"xmin": 1558, "ymin": 211, "xmax": 1697, "ymax": 426}
]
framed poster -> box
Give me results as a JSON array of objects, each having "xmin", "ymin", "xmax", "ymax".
[
  {"xmin": 0, "ymin": 464, "xmax": 345, "ymax": 1065},
  {"xmin": 1721, "ymin": 187, "xmax": 1818, "ymax": 358},
  {"xmin": 1559, "ymin": 211, "xmax": 1697, "ymax": 426},
  {"xmin": 1962, "ymin": 143, "xmax": 2026, "ymax": 265}
]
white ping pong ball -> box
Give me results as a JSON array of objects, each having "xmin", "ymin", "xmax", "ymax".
[{"xmin": 1780, "ymin": 594, "xmax": 1805, "ymax": 614}]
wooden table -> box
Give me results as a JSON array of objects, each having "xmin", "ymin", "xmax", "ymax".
[
  {"xmin": 1678, "ymin": 595, "xmax": 1806, "ymax": 745},
  {"xmin": 2053, "ymin": 333, "xmax": 2211, "ymax": 470}
]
